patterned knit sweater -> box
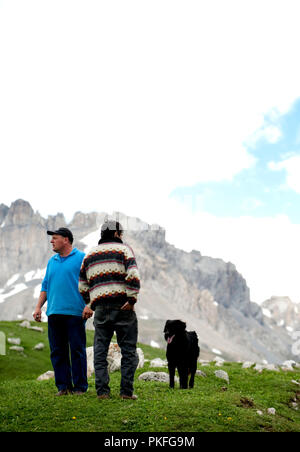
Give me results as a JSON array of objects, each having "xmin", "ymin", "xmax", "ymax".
[{"xmin": 78, "ymin": 237, "xmax": 140, "ymax": 309}]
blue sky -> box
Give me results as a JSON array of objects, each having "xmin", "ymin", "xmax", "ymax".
[{"xmin": 171, "ymin": 98, "xmax": 300, "ymax": 222}]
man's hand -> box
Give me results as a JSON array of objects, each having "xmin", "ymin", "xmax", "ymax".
[
  {"xmin": 33, "ymin": 308, "xmax": 42, "ymax": 322},
  {"xmin": 120, "ymin": 302, "xmax": 134, "ymax": 311},
  {"xmin": 82, "ymin": 305, "xmax": 94, "ymax": 320}
]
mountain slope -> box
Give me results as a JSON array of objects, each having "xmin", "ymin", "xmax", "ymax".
[{"xmin": 0, "ymin": 199, "xmax": 297, "ymax": 363}]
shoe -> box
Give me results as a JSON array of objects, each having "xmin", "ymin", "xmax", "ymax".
[
  {"xmin": 120, "ymin": 394, "xmax": 138, "ymax": 400},
  {"xmin": 73, "ymin": 391, "xmax": 85, "ymax": 395},
  {"xmin": 55, "ymin": 389, "xmax": 71, "ymax": 396},
  {"xmin": 97, "ymin": 394, "xmax": 110, "ymax": 399}
]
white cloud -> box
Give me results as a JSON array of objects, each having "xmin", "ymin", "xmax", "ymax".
[
  {"xmin": 1, "ymin": 1, "xmax": 300, "ymax": 302},
  {"xmin": 269, "ymin": 155, "xmax": 300, "ymax": 193},
  {"xmin": 163, "ymin": 200, "xmax": 300, "ymax": 305}
]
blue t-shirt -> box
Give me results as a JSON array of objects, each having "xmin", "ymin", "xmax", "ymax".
[{"xmin": 42, "ymin": 248, "xmax": 86, "ymax": 317}]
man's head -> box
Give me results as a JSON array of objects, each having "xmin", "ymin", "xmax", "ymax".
[
  {"xmin": 47, "ymin": 228, "xmax": 73, "ymax": 254},
  {"xmin": 99, "ymin": 220, "xmax": 123, "ymax": 241}
]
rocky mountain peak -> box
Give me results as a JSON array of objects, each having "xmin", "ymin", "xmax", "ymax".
[
  {"xmin": 4, "ymin": 199, "xmax": 40, "ymax": 227},
  {"xmin": 0, "ymin": 199, "xmax": 298, "ymax": 364},
  {"xmin": 0, "ymin": 204, "xmax": 9, "ymax": 225}
]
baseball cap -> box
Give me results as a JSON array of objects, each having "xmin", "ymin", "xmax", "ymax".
[{"xmin": 47, "ymin": 227, "xmax": 74, "ymax": 244}]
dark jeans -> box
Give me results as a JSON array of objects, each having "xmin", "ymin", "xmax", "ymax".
[
  {"xmin": 48, "ymin": 314, "xmax": 88, "ymax": 392},
  {"xmin": 93, "ymin": 302, "xmax": 139, "ymax": 397}
]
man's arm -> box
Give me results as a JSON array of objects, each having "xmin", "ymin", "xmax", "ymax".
[
  {"xmin": 33, "ymin": 291, "xmax": 47, "ymax": 322},
  {"xmin": 78, "ymin": 257, "xmax": 94, "ymax": 319}
]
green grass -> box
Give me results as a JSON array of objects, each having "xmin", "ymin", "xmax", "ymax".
[{"xmin": 0, "ymin": 321, "xmax": 300, "ymax": 432}]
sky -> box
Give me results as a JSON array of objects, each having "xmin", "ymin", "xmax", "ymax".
[{"xmin": 1, "ymin": 0, "xmax": 300, "ymax": 305}]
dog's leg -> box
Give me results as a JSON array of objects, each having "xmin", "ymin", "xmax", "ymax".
[
  {"xmin": 189, "ymin": 360, "xmax": 198, "ymax": 388},
  {"xmin": 168, "ymin": 364, "xmax": 176, "ymax": 389},
  {"xmin": 178, "ymin": 366, "xmax": 188, "ymax": 389},
  {"xmin": 189, "ymin": 371, "xmax": 195, "ymax": 388}
]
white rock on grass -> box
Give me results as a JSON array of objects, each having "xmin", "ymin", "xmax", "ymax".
[
  {"xmin": 267, "ymin": 407, "xmax": 276, "ymax": 415},
  {"xmin": 264, "ymin": 364, "xmax": 279, "ymax": 372},
  {"xmin": 7, "ymin": 338, "xmax": 21, "ymax": 345},
  {"xmin": 9, "ymin": 346, "xmax": 24, "ymax": 352},
  {"xmin": 214, "ymin": 370, "xmax": 229, "ymax": 384},
  {"xmin": 214, "ymin": 357, "xmax": 225, "ymax": 367},
  {"xmin": 282, "ymin": 360, "xmax": 296, "ymax": 368},
  {"xmin": 150, "ymin": 358, "xmax": 167, "ymax": 368},
  {"xmin": 86, "ymin": 344, "xmax": 145, "ymax": 377},
  {"xmin": 19, "ymin": 320, "xmax": 31, "ymax": 328},
  {"xmin": 19, "ymin": 320, "xmax": 43, "ymax": 333},
  {"xmin": 196, "ymin": 370, "xmax": 207, "ymax": 378},
  {"xmin": 138, "ymin": 371, "xmax": 179, "ymax": 384},
  {"xmin": 242, "ymin": 361, "xmax": 254, "ymax": 369},
  {"xmin": 37, "ymin": 370, "xmax": 54, "ymax": 381},
  {"xmin": 33, "ymin": 342, "xmax": 45, "ymax": 351},
  {"xmin": 29, "ymin": 326, "xmax": 44, "ymax": 333}
]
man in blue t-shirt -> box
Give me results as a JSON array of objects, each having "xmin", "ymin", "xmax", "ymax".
[{"xmin": 33, "ymin": 227, "xmax": 93, "ymax": 396}]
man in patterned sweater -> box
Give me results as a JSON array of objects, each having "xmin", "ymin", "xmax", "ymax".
[{"xmin": 79, "ymin": 220, "xmax": 141, "ymax": 400}]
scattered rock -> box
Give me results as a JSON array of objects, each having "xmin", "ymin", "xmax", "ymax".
[
  {"xmin": 9, "ymin": 346, "xmax": 24, "ymax": 352},
  {"xmin": 33, "ymin": 342, "xmax": 45, "ymax": 351},
  {"xmin": 196, "ymin": 370, "xmax": 207, "ymax": 378},
  {"xmin": 267, "ymin": 407, "xmax": 276, "ymax": 415},
  {"xmin": 7, "ymin": 338, "xmax": 21, "ymax": 345},
  {"xmin": 264, "ymin": 364, "xmax": 279, "ymax": 372},
  {"xmin": 281, "ymin": 366, "xmax": 295, "ymax": 372},
  {"xmin": 29, "ymin": 326, "xmax": 44, "ymax": 333},
  {"xmin": 214, "ymin": 370, "xmax": 229, "ymax": 384},
  {"xmin": 137, "ymin": 348, "xmax": 145, "ymax": 369},
  {"xmin": 19, "ymin": 320, "xmax": 31, "ymax": 328},
  {"xmin": 214, "ymin": 357, "xmax": 225, "ymax": 367},
  {"xmin": 138, "ymin": 371, "xmax": 179, "ymax": 384},
  {"xmin": 242, "ymin": 361, "xmax": 254, "ymax": 369},
  {"xmin": 254, "ymin": 364, "xmax": 264, "ymax": 373},
  {"xmin": 282, "ymin": 360, "xmax": 296, "ymax": 368},
  {"xmin": 86, "ymin": 344, "xmax": 144, "ymax": 377},
  {"xmin": 256, "ymin": 410, "xmax": 263, "ymax": 416},
  {"xmin": 199, "ymin": 359, "xmax": 210, "ymax": 365},
  {"xmin": 107, "ymin": 343, "xmax": 122, "ymax": 373},
  {"xmin": 150, "ymin": 358, "xmax": 167, "ymax": 368},
  {"xmin": 19, "ymin": 320, "xmax": 43, "ymax": 332},
  {"xmin": 37, "ymin": 370, "xmax": 54, "ymax": 381},
  {"xmin": 291, "ymin": 380, "xmax": 300, "ymax": 386}
]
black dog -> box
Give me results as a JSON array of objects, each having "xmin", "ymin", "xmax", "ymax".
[{"xmin": 164, "ymin": 320, "xmax": 200, "ymax": 389}]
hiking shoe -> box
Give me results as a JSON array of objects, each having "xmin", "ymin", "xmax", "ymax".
[
  {"xmin": 97, "ymin": 394, "xmax": 110, "ymax": 400},
  {"xmin": 73, "ymin": 391, "xmax": 85, "ymax": 395},
  {"xmin": 120, "ymin": 394, "xmax": 138, "ymax": 400},
  {"xmin": 55, "ymin": 389, "xmax": 71, "ymax": 396}
]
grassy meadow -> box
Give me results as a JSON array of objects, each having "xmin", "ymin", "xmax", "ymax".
[{"xmin": 0, "ymin": 320, "xmax": 300, "ymax": 432}]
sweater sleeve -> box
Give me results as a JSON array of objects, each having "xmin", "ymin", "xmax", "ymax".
[
  {"xmin": 78, "ymin": 258, "xmax": 91, "ymax": 305},
  {"xmin": 124, "ymin": 245, "xmax": 141, "ymax": 304}
]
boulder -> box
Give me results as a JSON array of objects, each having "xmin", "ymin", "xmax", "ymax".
[
  {"xmin": 7, "ymin": 338, "xmax": 21, "ymax": 345},
  {"xmin": 242, "ymin": 361, "xmax": 254, "ymax": 369},
  {"xmin": 150, "ymin": 358, "xmax": 167, "ymax": 368},
  {"xmin": 9, "ymin": 346, "xmax": 24, "ymax": 352},
  {"xmin": 86, "ymin": 343, "xmax": 144, "ymax": 377},
  {"xmin": 138, "ymin": 371, "xmax": 179, "ymax": 384},
  {"xmin": 37, "ymin": 370, "xmax": 54, "ymax": 381},
  {"xmin": 214, "ymin": 370, "xmax": 229, "ymax": 384},
  {"xmin": 33, "ymin": 342, "xmax": 45, "ymax": 351}
]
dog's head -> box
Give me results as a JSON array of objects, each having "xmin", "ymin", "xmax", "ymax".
[{"xmin": 164, "ymin": 320, "xmax": 187, "ymax": 344}]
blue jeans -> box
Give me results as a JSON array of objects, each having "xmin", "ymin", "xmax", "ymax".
[
  {"xmin": 93, "ymin": 301, "xmax": 139, "ymax": 397},
  {"xmin": 48, "ymin": 314, "xmax": 88, "ymax": 392}
]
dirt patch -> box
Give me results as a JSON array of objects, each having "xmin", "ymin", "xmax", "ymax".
[{"xmin": 238, "ymin": 397, "xmax": 255, "ymax": 408}]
